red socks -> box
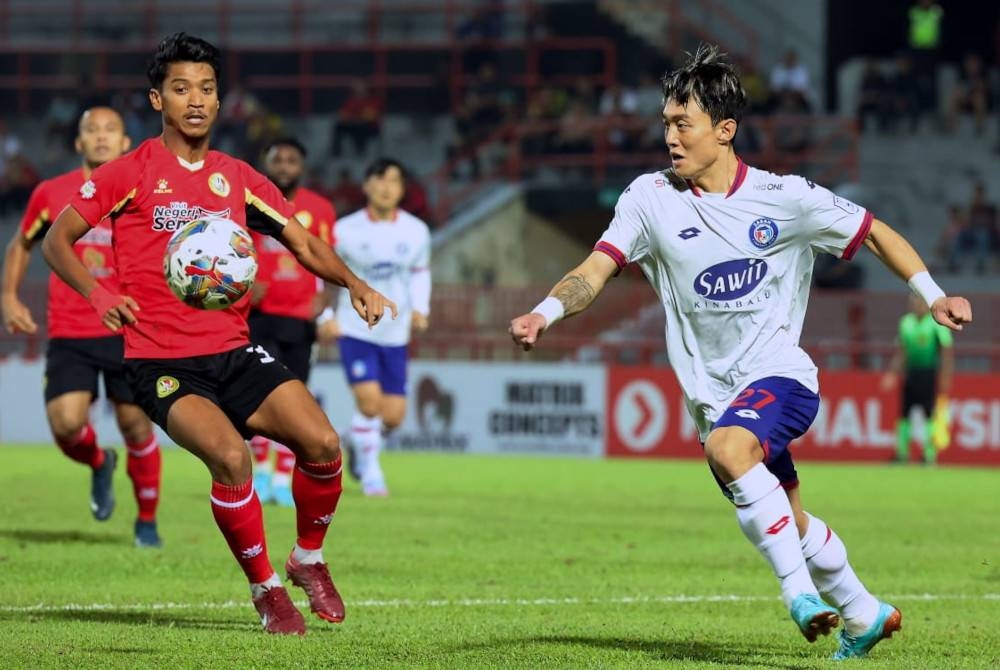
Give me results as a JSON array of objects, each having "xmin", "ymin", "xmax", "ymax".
[
  {"xmin": 249, "ymin": 436, "xmax": 271, "ymax": 465},
  {"xmin": 55, "ymin": 424, "xmax": 105, "ymax": 469},
  {"xmin": 210, "ymin": 479, "xmax": 274, "ymax": 583},
  {"xmin": 292, "ymin": 457, "xmax": 343, "ymax": 551},
  {"xmin": 275, "ymin": 444, "xmax": 296, "ymax": 476},
  {"xmin": 126, "ymin": 436, "xmax": 161, "ymax": 522}
]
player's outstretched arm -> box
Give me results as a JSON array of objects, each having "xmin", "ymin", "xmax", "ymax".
[
  {"xmin": 1, "ymin": 233, "xmax": 37, "ymax": 334},
  {"xmin": 42, "ymin": 206, "xmax": 138, "ymax": 331},
  {"xmin": 280, "ymin": 216, "xmax": 398, "ymax": 328},
  {"xmin": 863, "ymin": 218, "xmax": 972, "ymax": 331},
  {"xmin": 509, "ymin": 251, "xmax": 619, "ymax": 351}
]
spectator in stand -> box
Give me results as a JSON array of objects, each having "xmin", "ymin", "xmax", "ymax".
[
  {"xmin": 599, "ymin": 82, "xmax": 639, "ymax": 150},
  {"xmin": 938, "ymin": 205, "xmax": 966, "ymax": 272},
  {"xmin": 772, "ymin": 91, "xmax": 811, "ymax": 152},
  {"xmin": 329, "ymin": 168, "xmax": 366, "ymax": 216},
  {"xmin": 44, "ymin": 93, "xmax": 78, "ymax": 153},
  {"xmin": 399, "ymin": 167, "xmax": 434, "ymax": 227},
  {"xmin": 0, "ymin": 152, "xmax": 39, "ymax": 217},
  {"xmin": 946, "ymin": 53, "xmax": 991, "ymax": 135},
  {"xmin": 455, "ymin": 0, "xmax": 505, "ymax": 41},
  {"xmin": 552, "ymin": 100, "xmax": 596, "ymax": 154},
  {"xmin": 907, "ymin": 0, "xmax": 943, "ymax": 123},
  {"xmin": 636, "ymin": 70, "xmax": 669, "ymax": 151},
  {"xmin": 331, "ymin": 80, "xmax": 383, "ymax": 158},
  {"xmin": 737, "ymin": 57, "xmax": 770, "ymax": 114},
  {"xmin": 887, "ymin": 53, "xmax": 922, "ymax": 134},
  {"xmin": 769, "ymin": 50, "xmax": 813, "ymax": 111},
  {"xmin": 857, "ymin": 60, "xmax": 892, "ymax": 133},
  {"xmin": 215, "ymin": 81, "xmax": 261, "ymax": 157},
  {"xmin": 966, "ymin": 182, "xmax": 998, "ymax": 273}
]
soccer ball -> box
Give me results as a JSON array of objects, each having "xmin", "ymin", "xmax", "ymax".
[{"xmin": 163, "ymin": 217, "xmax": 258, "ymax": 310}]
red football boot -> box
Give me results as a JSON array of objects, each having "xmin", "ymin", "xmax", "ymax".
[
  {"xmin": 252, "ymin": 586, "xmax": 306, "ymax": 635},
  {"xmin": 285, "ymin": 558, "xmax": 346, "ymax": 623}
]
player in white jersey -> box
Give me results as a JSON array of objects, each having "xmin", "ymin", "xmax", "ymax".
[
  {"xmin": 318, "ymin": 158, "xmax": 431, "ymax": 496},
  {"xmin": 510, "ymin": 45, "xmax": 972, "ymax": 660}
]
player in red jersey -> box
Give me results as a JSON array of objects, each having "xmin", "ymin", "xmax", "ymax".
[
  {"xmin": 42, "ymin": 33, "xmax": 396, "ymax": 635},
  {"xmin": 1, "ymin": 107, "xmax": 163, "ymax": 548},
  {"xmin": 248, "ymin": 137, "xmax": 337, "ymax": 507}
]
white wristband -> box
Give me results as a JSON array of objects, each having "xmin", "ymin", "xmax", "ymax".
[
  {"xmin": 907, "ymin": 271, "xmax": 946, "ymax": 308},
  {"xmin": 531, "ymin": 297, "xmax": 565, "ymax": 329},
  {"xmin": 316, "ymin": 307, "xmax": 335, "ymax": 325}
]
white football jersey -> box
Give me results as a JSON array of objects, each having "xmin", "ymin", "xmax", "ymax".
[
  {"xmin": 335, "ymin": 209, "xmax": 431, "ymax": 346},
  {"xmin": 597, "ymin": 161, "xmax": 872, "ymax": 439}
]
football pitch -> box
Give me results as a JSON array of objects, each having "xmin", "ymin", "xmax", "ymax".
[{"xmin": 0, "ymin": 445, "xmax": 997, "ymax": 669}]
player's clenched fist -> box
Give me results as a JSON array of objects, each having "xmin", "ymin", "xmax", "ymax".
[
  {"xmin": 509, "ymin": 312, "xmax": 547, "ymax": 351},
  {"xmin": 349, "ymin": 281, "xmax": 398, "ymax": 329},
  {"xmin": 930, "ymin": 296, "xmax": 972, "ymax": 332}
]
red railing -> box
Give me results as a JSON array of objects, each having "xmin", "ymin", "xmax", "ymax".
[
  {"xmin": 6, "ymin": 283, "xmax": 996, "ymax": 371},
  {"xmin": 429, "ymin": 114, "xmax": 860, "ymax": 222},
  {"xmin": 0, "ymin": 0, "xmax": 616, "ymax": 115}
]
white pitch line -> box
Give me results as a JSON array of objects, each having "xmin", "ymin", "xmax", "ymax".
[{"xmin": 1, "ymin": 593, "xmax": 997, "ymax": 614}]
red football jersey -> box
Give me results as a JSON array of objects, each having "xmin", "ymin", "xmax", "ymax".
[
  {"xmin": 70, "ymin": 138, "xmax": 296, "ymax": 359},
  {"xmin": 251, "ymin": 186, "xmax": 336, "ymax": 321},
  {"xmin": 20, "ymin": 168, "xmax": 119, "ymax": 339}
]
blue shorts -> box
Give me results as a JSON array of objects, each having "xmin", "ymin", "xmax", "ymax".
[
  {"xmin": 710, "ymin": 376, "xmax": 820, "ymax": 500},
  {"xmin": 337, "ymin": 336, "xmax": 409, "ymax": 396}
]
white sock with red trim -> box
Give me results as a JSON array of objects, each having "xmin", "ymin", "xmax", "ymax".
[
  {"xmin": 727, "ymin": 463, "xmax": 817, "ymax": 609},
  {"xmin": 801, "ymin": 513, "xmax": 880, "ymax": 635}
]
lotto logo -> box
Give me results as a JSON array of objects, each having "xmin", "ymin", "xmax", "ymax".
[{"xmin": 765, "ymin": 516, "xmax": 791, "ymax": 535}]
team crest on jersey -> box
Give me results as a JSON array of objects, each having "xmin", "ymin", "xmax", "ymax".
[
  {"xmin": 295, "ymin": 211, "xmax": 313, "ymax": 229},
  {"xmin": 208, "ymin": 172, "xmax": 230, "ymax": 197},
  {"xmin": 154, "ymin": 178, "xmax": 172, "ymax": 194},
  {"xmin": 749, "ymin": 218, "xmax": 779, "ymax": 249},
  {"xmin": 156, "ymin": 375, "xmax": 180, "ymax": 398},
  {"xmin": 80, "ymin": 180, "xmax": 96, "ymax": 199}
]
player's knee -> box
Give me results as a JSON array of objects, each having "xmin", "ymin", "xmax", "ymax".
[
  {"xmin": 356, "ymin": 395, "xmax": 381, "ymax": 417},
  {"xmin": 116, "ymin": 414, "xmax": 153, "ymax": 445},
  {"xmin": 300, "ymin": 429, "xmax": 341, "ymax": 464},
  {"xmin": 46, "ymin": 409, "xmax": 88, "ymax": 442},
  {"xmin": 204, "ymin": 441, "xmax": 252, "ymax": 484},
  {"xmin": 704, "ymin": 427, "xmax": 759, "ymax": 479}
]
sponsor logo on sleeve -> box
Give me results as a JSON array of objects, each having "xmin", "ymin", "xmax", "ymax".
[
  {"xmin": 833, "ymin": 194, "xmax": 860, "ymax": 215},
  {"xmin": 748, "ymin": 217, "xmax": 779, "ymax": 249}
]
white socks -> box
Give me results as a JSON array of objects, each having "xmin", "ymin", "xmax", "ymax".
[
  {"xmin": 350, "ymin": 412, "xmax": 384, "ymax": 485},
  {"xmin": 801, "ymin": 513, "xmax": 880, "ymax": 635},
  {"xmin": 291, "ymin": 542, "xmax": 325, "ymax": 566},
  {"xmin": 249, "ymin": 572, "xmax": 282, "ymax": 599},
  {"xmin": 727, "ymin": 464, "xmax": 817, "ymax": 609}
]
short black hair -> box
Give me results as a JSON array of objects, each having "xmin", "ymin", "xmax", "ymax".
[
  {"xmin": 661, "ymin": 43, "xmax": 746, "ymax": 128},
  {"xmin": 264, "ymin": 137, "xmax": 307, "ymax": 158},
  {"xmin": 147, "ymin": 32, "xmax": 222, "ymax": 90},
  {"xmin": 364, "ymin": 157, "xmax": 406, "ymax": 181}
]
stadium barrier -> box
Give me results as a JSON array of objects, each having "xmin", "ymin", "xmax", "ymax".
[{"xmin": 2, "ymin": 359, "xmax": 997, "ymax": 466}]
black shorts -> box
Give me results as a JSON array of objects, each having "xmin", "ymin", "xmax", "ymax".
[
  {"xmin": 124, "ymin": 344, "xmax": 299, "ymax": 438},
  {"xmin": 44, "ymin": 336, "xmax": 133, "ymax": 404},
  {"xmin": 248, "ymin": 311, "xmax": 316, "ymax": 382},
  {"xmin": 902, "ymin": 368, "xmax": 937, "ymax": 417}
]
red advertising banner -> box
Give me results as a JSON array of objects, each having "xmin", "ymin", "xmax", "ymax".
[{"xmin": 607, "ymin": 367, "xmax": 1000, "ymax": 466}]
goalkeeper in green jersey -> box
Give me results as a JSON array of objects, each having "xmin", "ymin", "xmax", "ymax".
[{"xmin": 881, "ymin": 294, "xmax": 954, "ymax": 464}]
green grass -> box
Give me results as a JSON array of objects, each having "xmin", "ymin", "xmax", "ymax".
[{"xmin": 0, "ymin": 445, "xmax": 998, "ymax": 669}]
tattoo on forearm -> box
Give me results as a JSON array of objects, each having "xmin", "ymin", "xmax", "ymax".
[{"xmin": 553, "ymin": 273, "xmax": 596, "ymax": 315}]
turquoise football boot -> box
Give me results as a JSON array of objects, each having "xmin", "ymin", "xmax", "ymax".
[
  {"xmin": 833, "ymin": 602, "xmax": 902, "ymax": 660},
  {"xmin": 790, "ymin": 593, "xmax": 841, "ymax": 642}
]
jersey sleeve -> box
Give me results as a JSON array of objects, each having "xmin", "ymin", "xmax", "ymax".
[
  {"xmin": 70, "ymin": 159, "xmax": 138, "ymax": 228},
  {"xmin": 795, "ymin": 177, "xmax": 873, "ymax": 260},
  {"xmin": 242, "ymin": 163, "xmax": 296, "ymax": 237},
  {"xmin": 595, "ymin": 179, "xmax": 651, "ymax": 274},
  {"xmin": 19, "ymin": 181, "xmax": 51, "ymax": 243},
  {"xmin": 409, "ymin": 224, "xmax": 432, "ymax": 315}
]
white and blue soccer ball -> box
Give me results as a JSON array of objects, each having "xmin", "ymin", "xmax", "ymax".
[{"xmin": 162, "ymin": 217, "xmax": 258, "ymax": 310}]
